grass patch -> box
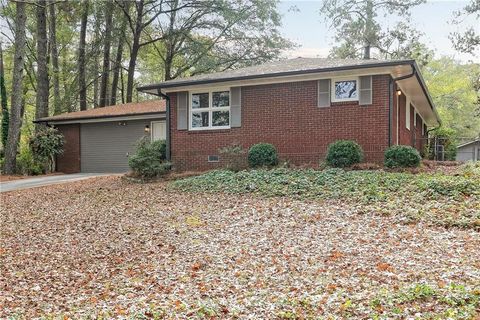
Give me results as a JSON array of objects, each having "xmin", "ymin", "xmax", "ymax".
[
  {"xmin": 170, "ymin": 165, "xmax": 480, "ymax": 229},
  {"xmin": 369, "ymin": 283, "xmax": 480, "ymax": 319}
]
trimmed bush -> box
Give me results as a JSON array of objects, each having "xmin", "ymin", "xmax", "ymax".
[
  {"xmin": 128, "ymin": 138, "xmax": 171, "ymax": 178},
  {"xmin": 326, "ymin": 140, "xmax": 363, "ymax": 168},
  {"xmin": 248, "ymin": 143, "xmax": 278, "ymax": 168},
  {"xmin": 384, "ymin": 145, "xmax": 421, "ymax": 168}
]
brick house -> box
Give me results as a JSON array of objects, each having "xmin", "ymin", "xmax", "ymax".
[{"xmin": 138, "ymin": 58, "xmax": 440, "ymax": 171}]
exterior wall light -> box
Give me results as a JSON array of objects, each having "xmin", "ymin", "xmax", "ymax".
[
  {"xmin": 396, "ymin": 89, "xmax": 402, "ymax": 96},
  {"xmin": 144, "ymin": 125, "xmax": 150, "ymax": 133}
]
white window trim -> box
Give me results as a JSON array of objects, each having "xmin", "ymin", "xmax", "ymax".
[
  {"xmin": 331, "ymin": 76, "xmax": 360, "ymax": 103},
  {"xmin": 406, "ymin": 96, "xmax": 411, "ymax": 131},
  {"xmin": 189, "ymin": 88, "xmax": 231, "ymax": 131}
]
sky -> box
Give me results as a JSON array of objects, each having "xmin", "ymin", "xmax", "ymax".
[{"xmin": 278, "ymin": 0, "xmax": 479, "ymax": 62}]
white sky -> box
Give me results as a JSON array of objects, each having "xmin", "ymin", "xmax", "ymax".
[{"xmin": 279, "ymin": 0, "xmax": 479, "ymax": 62}]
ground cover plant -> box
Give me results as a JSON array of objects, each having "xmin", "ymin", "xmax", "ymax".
[{"xmin": 172, "ymin": 163, "xmax": 480, "ymax": 229}]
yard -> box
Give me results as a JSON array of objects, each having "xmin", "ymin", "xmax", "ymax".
[{"xmin": 1, "ymin": 164, "xmax": 479, "ymax": 319}]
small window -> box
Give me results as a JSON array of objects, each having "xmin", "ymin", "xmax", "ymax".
[
  {"xmin": 190, "ymin": 90, "xmax": 230, "ymax": 130},
  {"xmin": 332, "ymin": 78, "xmax": 358, "ymax": 102}
]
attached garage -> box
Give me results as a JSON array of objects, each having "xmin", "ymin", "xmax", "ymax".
[{"xmin": 36, "ymin": 100, "xmax": 166, "ymax": 173}]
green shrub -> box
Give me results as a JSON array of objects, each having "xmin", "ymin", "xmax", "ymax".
[
  {"xmin": 384, "ymin": 145, "xmax": 421, "ymax": 168},
  {"xmin": 128, "ymin": 138, "xmax": 171, "ymax": 178},
  {"xmin": 30, "ymin": 126, "xmax": 64, "ymax": 172},
  {"xmin": 325, "ymin": 140, "xmax": 363, "ymax": 168},
  {"xmin": 16, "ymin": 144, "xmax": 43, "ymax": 175},
  {"xmin": 247, "ymin": 143, "xmax": 278, "ymax": 168}
]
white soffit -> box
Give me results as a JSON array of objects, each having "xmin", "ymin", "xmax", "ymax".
[{"xmin": 397, "ymin": 77, "xmax": 439, "ymax": 127}]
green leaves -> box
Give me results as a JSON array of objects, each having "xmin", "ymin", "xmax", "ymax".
[
  {"xmin": 171, "ymin": 165, "xmax": 480, "ymax": 228},
  {"xmin": 128, "ymin": 138, "xmax": 170, "ymax": 179},
  {"xmin": 326, "ymin": 140, "xmax": 363, "ymax": 168},
  {"xmin": 384, "ymin": 145, "xmax": 421, "ymax": 168}
]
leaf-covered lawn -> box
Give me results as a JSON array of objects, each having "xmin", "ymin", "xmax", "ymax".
[
  {"xmin": 1, "ymin": 173, "xmax": 479, "ymax": 319},
  {"xmin": 171, "ymin": 164, "xmax": 480, "ymax": 229}
]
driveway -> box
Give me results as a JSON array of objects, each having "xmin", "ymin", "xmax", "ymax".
[{"xmin": 0, "ymin": 173, "xmax": 114, "ymax": 192}]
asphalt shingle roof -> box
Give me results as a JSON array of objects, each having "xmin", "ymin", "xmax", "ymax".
[
  {"xmin": 138, "ymin": 57, "xmax": 413, "ymax": 90},
  {"xmin": 36, "ymin": 100, "xmax": 166, "ymax": 123}
]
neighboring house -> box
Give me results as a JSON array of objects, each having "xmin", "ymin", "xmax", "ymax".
[
  {"xmin": 35, "ymin": 100, "xmax": 166, "ymax": 173},
  {"xmin": 456, "ymin": 139, "xmax": 480, "ymax": 162},
  {"xmin": 137, "ymin": 58, "xmax": 440, "ymax": 171}
]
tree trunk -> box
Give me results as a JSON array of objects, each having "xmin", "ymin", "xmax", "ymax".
[
  {"xmin": 110, "ymin": 38, "xmax": 124, "ymax": 106},
  {"xmin": 126, "ymin": 0, "xmax": 144, "ymax": 103},
  {"xmin": 78, "ymin": 0, "xmax": 89, "ymax": 111},
  {"xmin": 35, "ymin": 0, "xmax": 49, "ymax": 129},
  {"xmin": 49, "ymin": 1, "xmax": 61, "ymax": 115},
  {"xmin": 110, "ymin": 3, "xmax": 130, "ymax": 106},
  {"xmin": 126, "ymin": 37, "xmax": 140, "ymax": 103},
  {"xmin": 4, "ymin": 1, "xmax": 27, "ymax": 174},
  {"xmin": 363, "ymin": 0, "xmax": 373, "ymax": 59},
  {"xmin": 120, "ymin": 67, "xmax": 125, "ymax": 104},
  {"xmin": 99, "ymin": 1, "xmax": 114, "ymax": 107},
  {"xmin": 0, "ymin": 43, "xmax": 9, "ymax": 149}
]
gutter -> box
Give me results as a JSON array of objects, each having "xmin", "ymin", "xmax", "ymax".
[
  {"xmin": 157, "ymin": 90, "xmax": 171, "ymax": 162},
  {"xmin": 33, "ymin": 111, "xmax": 166, "ymax": 124}
]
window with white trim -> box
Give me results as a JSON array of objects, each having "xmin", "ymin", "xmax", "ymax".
[
  {"xmin": 406, "ymin": 97, "xmax": 411, "ymax": 131},
  {"xmin": 331, "ymin": 77, "xmax": 358, "ymax": 102},
  {"xmin": 190, "ymin": 89, "xmax": 230, "ymax": 130}
]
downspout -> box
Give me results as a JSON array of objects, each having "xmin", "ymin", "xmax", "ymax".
[
  {"xmin": 389, "ymin": 66, "xmax": 416, "ymax": 147},
  {"xmin": 158, "ymin": 89, "xmax": 171, "ymax": 161}
]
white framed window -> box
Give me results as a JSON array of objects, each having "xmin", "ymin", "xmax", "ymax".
[
  {"xmin": 331, "ymin": 77, "xmax": 359, "ymax": 102},
  {"xmin": 406, "ymin": 97, "xmax": 411, "ymax": 131},
  {"xmin": 189, "ymin": 89, "xmax": 230, "ymax": 130},
  {"xmin": 151, "ymin": 121, "xmax": 166, "ymax": 141}
]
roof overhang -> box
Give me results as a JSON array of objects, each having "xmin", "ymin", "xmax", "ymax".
[
  {"xmin": 36, "ymin": 112, "xmax": 166, "ymax": 125},
  {"xmin": 457, "ymin": 139, "xmax": 480, "ymax": 149},
  {"xmin": 138, "ymin": 60, "xmax": 440, "ymax": 127}
]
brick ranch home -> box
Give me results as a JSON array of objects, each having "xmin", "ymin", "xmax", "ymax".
[
  {"xmin": 37, "ymin": 58, "xmax": 440, "ymax": 173},
  {"xmin": 138, "ymin": 58, "xmax": 440, "ymax": 171}
]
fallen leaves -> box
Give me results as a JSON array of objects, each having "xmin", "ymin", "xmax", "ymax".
[{"xmin": 1, "ymin": 176, "xmax": 479, "ymax": 319}]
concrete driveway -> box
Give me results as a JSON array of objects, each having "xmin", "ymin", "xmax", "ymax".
[{"xmin": 0, "ymin": 173, "xmax": 115, "ymax": 192}]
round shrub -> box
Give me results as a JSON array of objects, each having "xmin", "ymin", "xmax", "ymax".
[
  {"xmin": 384, "ymin": 145, "xmax": 421, "ymax": 168},
  {"xmin": 248, "ymin": 143, "xmax": 278, "ymax": 168},
  {"xmin": 326, "ymin": 140, "xmax": 363, "ymax": 168}
]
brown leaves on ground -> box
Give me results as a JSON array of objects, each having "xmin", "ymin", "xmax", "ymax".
[{"xmin": 0, "ymin": 176, "xmax": 479, "ymax": 318}]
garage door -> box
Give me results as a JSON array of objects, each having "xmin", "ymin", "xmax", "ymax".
[{"xmin": 80, "ymin": 119, "xmax": 165, "ymax": 173}]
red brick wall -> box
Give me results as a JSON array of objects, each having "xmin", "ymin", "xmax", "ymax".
[
  {"xmin": 169, "ymin": 75, "xmax": 394, "ymax": 171},
  {"xmin": 56, "ymin": 124, "xmax": 80, "ymax": 173},
  {"xmin": 396, "ymin": 92, "xmax": 427, "ymax": 154}
]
